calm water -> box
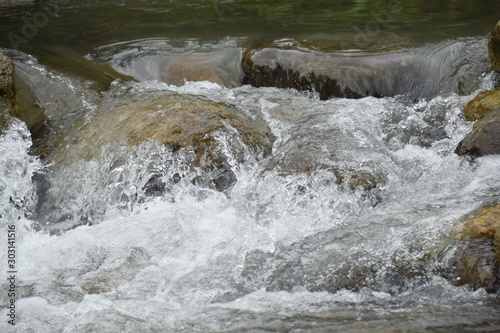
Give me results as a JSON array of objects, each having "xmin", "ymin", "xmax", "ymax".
[{"xmin": 1, "ymin": 1, "xmax": 500, "ymax": 332}]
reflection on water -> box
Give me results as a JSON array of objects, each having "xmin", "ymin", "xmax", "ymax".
[{"xmin": 92, "ymin": 38, "xmax": 244, "ymax": 87}]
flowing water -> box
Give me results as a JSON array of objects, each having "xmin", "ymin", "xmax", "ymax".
[{"xmin": 1, "ymin": 1, "xmax": 500, "ymax": 332}]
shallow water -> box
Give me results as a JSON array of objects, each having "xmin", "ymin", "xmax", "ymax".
[{"xmin": 1, "ymin": 1, "xmax": 500, "ymax": 332}]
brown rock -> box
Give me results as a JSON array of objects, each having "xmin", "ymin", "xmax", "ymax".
[
  {"xmin": 455, "ymin": 108, "xmax": 500, "ymax": 157},
  {"xmin": 451, "ymin": 239, "xmax": 499, "ymax": 292},
  {"xmin": 463, "ymin": 88, "xmax": 500, "ymax": 121},
  {"xmin": 455, "ymin": 205, "xmax": 500, "ymax": 241},
  {"xmin": 52, "ymin": 93, "xmax": 273, "ymax": 164},
  {"xmin": 449, "ymin": 205, "xmax": 500, "ymax": 292},
  {"xmin": 243, "ymin": 38, "xmax": 484, "ymax": 100},
  {"xmin": 0, "ymin": 52, "xmax": 20, "ymax": 132},
  {"xmin": 488, "ymin": 20, "xmax": 500, "ymax": 70},
  {"xmin": 49, "ymin": 92, "xmax": 275, "ymax": 192}
]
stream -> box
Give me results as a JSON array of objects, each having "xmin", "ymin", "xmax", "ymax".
[{"xmin": 1, "ymin": 1, "xmax": 500, "ymax": 332}]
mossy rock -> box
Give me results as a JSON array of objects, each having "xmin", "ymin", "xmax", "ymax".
[
  {"xmin": 0, "ymin": 52, "xmax": 20, "ymax": 132},
  {"xmin": 454, "ymin": 205, "xmax": 500, "ymax": 241},
  {"xmin": 463, "ymin": 88, "xmax": 500, "ymax": 121},
  {"xmin": 455, "ymin": 109, "xmax": 500, "ymax": 157},
  {"xmin": 488, "ymin": 20, "xmax": 500, "ymax": 71}
]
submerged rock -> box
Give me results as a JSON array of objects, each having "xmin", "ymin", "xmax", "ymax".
[
  {"xmin": 463, "ymin": 88, "xmax": 500, "ymax": 121},
  {"xmin": 455, "ymin": 108, "xmax": 500, "ymax": 157},
  {"xmin": 264, "ymin": 139, "xmax": 381, "ymax": 192},
  {"xmin": 454, "ymin": 205, "xmax": 500, "ymax": 247},
  {"xmin": 94, "ymin": 39, "xmax": 243, "ymax": 87},
  {"xmin": 0, "ymin": 52, "xmax": 20, "ymax": 132},
  {"xmin": 488, "ymin": 20, "xmax": 500, "ymax": 70},
  {"xmin": 449, "ymin": 205, "xmax": 500, "ymax": 292},
  {"xmin": 243, "ymin": 38, "xmax": 488, "ymax": 100},
  {"xmin": 157, "ymin": 51, "xmax": 243, "ymax": 87}
]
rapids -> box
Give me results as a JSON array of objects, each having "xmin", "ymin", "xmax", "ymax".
[
  {"xmin": 1, "ymin": 0, "xmax": 500, "ymax": 331},
  {"xmin": 1, "ymin": 38, "xmax": 500, "ymax": 331}
]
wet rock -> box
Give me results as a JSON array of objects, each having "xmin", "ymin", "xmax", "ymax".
[
  {"xmin": 463, "ymin": 88, "xmax": 500, "ymax": 121},
  {"xmin": 49, "ymin": 92, "xmax": 275, "ymax": 190},
  {"xmin": 242, "ymin": 39, "xmax": 411, "ymax": 100},
  {"xmin": 263, "ymin": 134, "xmax": 384, "ymax": 192},
  {"xmin": 455, "ymin": 205, "xmax": 500, "ymax": 241},
  {"xmin": 158, "ymin": 51, "xmax": 243, "ymax": 87},
  {"xmin": 449, "ymin": 205, "xmax": 500, "ymax": 292},
  {"xmin": 448, "ymin": 239, "xmax": 499, "ymax": 293},
  {"xmin": 0, "ymin": 52, "xmax": 20, "ymax": 132},
  {"xmin": 488, "ymin": 20, "xmax": 500, "ymax": 70},
  {"xmin": 94, "ymin": 39, "xmax": 243, "ymax": 87},
  {"xmin": 455, "ymin": 108, "xmax": 500, "ymax": 157},
  {"xmin": 82, "ymin": 247, "xmax": 151, "ymax": 295},
  {"xmin": 33, "ymin": 90, "xmax": 275, "ymax": 229},
  {"xmin": 243, "ymin": 38, "xmax": 487, "ymax": 100}
]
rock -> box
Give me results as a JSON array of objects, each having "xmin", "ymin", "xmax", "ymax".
[
  {"xmin": 263, "ymin": 134, "xmax": 385, "ymax": 193},
  {"xmin": 242, "ymin": 39, "xmax": 411, "ymax": 100},
  {"xmin": 449, "ymin": 205, "xmax": 500, "ymax": 292},
  {"xmin": 450, "ymin": 239, "xmax": 499, "ymax": 293},
  {"xmin": 242, "ymin": 38, "xmax": 487, "ymax": 100},
  {"xmin": 49, "ymin": 92, "xmax": 275, "ymax": 190},
  {"xmin": 0, "ymin": 52, "xmax": 20, "ymax": 133},
  {"xmin": 455, "ymin": 108, "xmax": 500, "ymax": 157},
  {"xmin": 488, "ymin": 20, "xmax": 500, "ymax": 70},
  {"xmin": 34, "ymin": 91, "xmax": 275, "ymax": 228},
  {"xmin": 158, "ymin": 51, "xmax": 243, "ymax": 87},
  {"xmin": 94, "ymin": 39, "xmax": 243, "ymax": 87},
  {"xmin": 264, "ymin": 144, "xmax": 380, "ymax": 192},
  {"xmin": 455, "ymin": 205, "xmax": 500, "ymax": 241},
  {"xmin": 463, "ymin": 88, "xmax": 500, "ymax": 121}
]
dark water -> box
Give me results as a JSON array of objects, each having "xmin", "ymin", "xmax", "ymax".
[{"xmin": 0, "ymin": 0, "xmax": 499, "ymax": 84}]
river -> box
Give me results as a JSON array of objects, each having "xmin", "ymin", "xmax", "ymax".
[{"xmin": 1, "ymin": 1, "xmax": 500, "ymax": 332}]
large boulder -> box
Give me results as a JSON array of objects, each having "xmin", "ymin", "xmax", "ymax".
[
  {"xmin": 49, "ymin": 92, "xmax": 275, "ymax": 190},
  {"xmin": 243, "ymin": 38, "xmax": 487, "ymax": 100},
  {"xmin": 463, "ymin": 88, "xmax": 500, "ymax": 121},
  {"xmin": 488, "ymin": 20, "xmax": 500, "ymax": 71},
  {"xmin": 0, "ymin": 52, "xmax": 20, "ymax": 132},
  {"xmin": 35, "ymin": 91, "xmax": 275, "ymax": 228},
  {"xmin": 455, "ymin": 108, "xmax": 500, "ymax": 157}
]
